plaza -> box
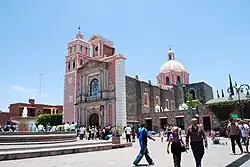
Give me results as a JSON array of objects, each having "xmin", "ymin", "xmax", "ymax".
[{"xmin": 0, "ymin": 137, "xmax": 249, "ymax": 167}]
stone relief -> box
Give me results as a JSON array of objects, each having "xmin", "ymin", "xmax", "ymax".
[{"xmin": 108, "ymin": 78, "xmax": 114, "ymax": 91}]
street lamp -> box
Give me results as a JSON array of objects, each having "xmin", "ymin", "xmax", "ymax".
[{"xmin": 227, "ymin": 82, "xmax": 250, "ymax": 118}]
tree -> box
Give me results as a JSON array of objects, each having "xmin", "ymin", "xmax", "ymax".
[
  {"xmin": 36, "ymin": 114, "xmax": 63, "ymax": 126},
  {"xmin": 186, "ymin": 93, "xmax": 201, "ymax": 108}
]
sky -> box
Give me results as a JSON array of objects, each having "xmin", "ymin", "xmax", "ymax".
[{"xmin": 0, "ymin": 0, "xmax": 249, "ymax": 112}]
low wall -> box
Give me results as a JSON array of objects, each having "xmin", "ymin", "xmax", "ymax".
[{"xmin": 0, "ymin": 131, "xmax": 76, "ymax": 143}]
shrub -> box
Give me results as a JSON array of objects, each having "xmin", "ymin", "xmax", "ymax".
[{"xmin": 36, "ymin": 114, "xmax": 63, "ymax": 126}]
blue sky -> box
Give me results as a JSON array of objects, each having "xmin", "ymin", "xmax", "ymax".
[{"xmin": 0, "ymin": 0, "xmax": 249, "ymax": 111}]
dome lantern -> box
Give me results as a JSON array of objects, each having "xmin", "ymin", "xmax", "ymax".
[{"xmin": 168, "ymin": 48, "xmax": 175, "ymax": 60}]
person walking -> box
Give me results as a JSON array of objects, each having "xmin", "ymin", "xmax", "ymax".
[
  {"xmin": 186, "ymin": 118, "xmax": 208, "ymax": 167},
  {"xmin": 132, "ymin": 127, "xmax": 136, "ymax": 142},
  {"xmin": 160, "ymin": 129, "xmax": 165, "ymax": 142},
  {"xmin": 167, "ymin": 126, "xmax": 184, "ymax": 167},
  {"xmin": 227, "ymin": 118, "xmax": 243, "ymax": 155},
  {"xmin": 79, "ymin": 126, "xmax": 85, "ymax": 140},
  {"xmin": 133, "ymin": 124, "xmax": 155, "ymax": 166},
  {"xmin": 125, "ymin": 125, "xmax": 132, "ymax": 142},
  {"xmin": 239, "ymin": 120, "xmax": 249, "ymax": 153}
]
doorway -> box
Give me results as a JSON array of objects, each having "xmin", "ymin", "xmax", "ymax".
[
  {"xmin": 145, "ymin": 119, "xmax": 152, "ymax": 131},
  {"xmin": 160, "ymin": 118, "xmax": 168, "ymax": 130},
  {"xmin": 203, "ymin": 116, "xmax": 211, "ymax": 131},
  {"xmin": 176, "ymin": 118, "xmax": 185, "ymax": 130},
  {"xmin": 89, "ymin": 113, "xmax": 99, "ymax": 126}
]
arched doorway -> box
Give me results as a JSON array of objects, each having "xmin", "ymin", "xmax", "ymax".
[
  {"xmin": 89, "ymin": 113, "xmax": 99, "ymax": 126},
  {"xmin": 189, "ymin": 89, "xmax": 196, "ymax": 100}
]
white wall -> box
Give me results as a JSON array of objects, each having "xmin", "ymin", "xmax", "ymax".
[{"xmin": 115, "ymin": 58, "xmax": 127, "ymax": 128}]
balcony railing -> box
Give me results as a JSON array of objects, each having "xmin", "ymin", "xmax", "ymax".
[{"xmin": 75, "ymin": 92, "xmax": 115, "ymax": 104}]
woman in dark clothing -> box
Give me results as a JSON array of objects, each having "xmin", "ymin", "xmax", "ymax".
[
  {"xmin": 167, "ymin": 126, "xmax": 183, "ymax": 167},
  {"xmin": 132, "ymin": 128, "xmax": 136, "ymax": 142}
]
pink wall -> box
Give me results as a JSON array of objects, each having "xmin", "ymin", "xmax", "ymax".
[{"xmin": 63, "ymin": 72, "xmax": 76, "ymax": 123}]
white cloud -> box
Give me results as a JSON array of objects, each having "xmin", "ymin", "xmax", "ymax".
[
  {"xmin": 10, "ymin": 85, "xmax": 49, "ymax": 103},
  {"xmin": 11, "ymin": 85, "xmax": 38, "ymax": 93}
]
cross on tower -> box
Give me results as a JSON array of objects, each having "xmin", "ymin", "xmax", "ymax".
[
  {"xmin": 78, "ymin": 25, "xmax": 81, "ymax": 33},
  {"xmin": 168, "ymin": 45, "xmax": 172, "ymax": 50}
]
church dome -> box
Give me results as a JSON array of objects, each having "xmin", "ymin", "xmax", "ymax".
[
  {"xmin": 160, "ymin": 48, "xmax": 187, "ymax": 73},
  {"xmin": 160, "ymin": 59, "xmax": 187, "ymax": 73}
]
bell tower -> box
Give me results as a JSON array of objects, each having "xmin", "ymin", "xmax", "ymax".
[{"xmin": 63, "ymin": 27, "xmax": 91, "ymax": 123}]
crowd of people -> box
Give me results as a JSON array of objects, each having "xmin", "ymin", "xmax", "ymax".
[
  {"xmin": 77, "ymin": 125, "xmax": 112, "ymax": 140},
  {"xmin": 226, "ymin": 118, "xmax": 250, "ymax": 154},
  {"xmin": 133, "ymin": 118, "xmax": 250, "ymax": 167},
  {"xmin": 133, "ymin": 118, "xmax": 207, "ymax": 167}
]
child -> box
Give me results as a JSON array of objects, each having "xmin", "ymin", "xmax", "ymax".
[{"xmin": 160, "ymin": 129, "xmax": 165, "ymax": 142}]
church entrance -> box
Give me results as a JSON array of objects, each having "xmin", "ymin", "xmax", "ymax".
[
  {"xmin": 145, "ymin": 119, "xmax": 152, "ymax": 131},
  {"xmin": 203, "ymin": 116, "xmax": 211, "ymax": 132},
  {"xmin": 160, "ymin": 118, "xmax": 168, "ymax": 130},
  {"xmin": 89, "ymin": 113, "xmax": 99, "ymax": 127}
]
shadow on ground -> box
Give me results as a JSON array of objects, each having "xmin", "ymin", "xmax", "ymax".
[{"xmin": 225, "ymin": 153, "xmax": 250, "ymax": 167}]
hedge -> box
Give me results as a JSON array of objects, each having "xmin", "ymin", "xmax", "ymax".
[{"xmin": 36, "ymin": 114, "xmax": 63, "ymax": 126}]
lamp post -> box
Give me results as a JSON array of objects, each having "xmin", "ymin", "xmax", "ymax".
[{"xmin": 227, "ymin": 82, "xmax": 250, "ymax": 118}]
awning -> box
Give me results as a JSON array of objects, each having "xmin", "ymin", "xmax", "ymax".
[
  {"xmin": 175, "ymin": 115, "xmax": 184, "ymax": 118},
  {"xmin": 159, "ymin": 116, "xmax": 168, "ymax": 119},
  {"xmin": 145, "ymin": 118, "xmax": 152, "ymax": 120}
]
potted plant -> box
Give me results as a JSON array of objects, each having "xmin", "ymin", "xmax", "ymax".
[{"xmin": 111, "ymin": 126, "xmax": 122, "ymax": 144}]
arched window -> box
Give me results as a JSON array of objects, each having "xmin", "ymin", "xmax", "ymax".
[
  {"xmin": 90, "ymin": 78, "xmax": 99, "ymax": 96},
  {"xmin": 177, "ymin": 76, "xmax": 181, "ymax": 84},
  {"xmin": 67, "ymin": 62, "xmax": 70, "ymax": 70},
  {"xmin": 189, "ymin": 89, "xmax": 196, "ymax": 100},
  {"xmin": 166, "ymin": 77, "xmax": 170, "ymax": 85},
  {"xmin": 95, "ymin": 46, "xmax": 98, "ymax": 51},
  {"xmin": 80, "ymin": 59, "xmax": 83, "ymax": 65},
  {"xmin": 72, "ymin": 60, "xmax": 76, "ymax": 69}
]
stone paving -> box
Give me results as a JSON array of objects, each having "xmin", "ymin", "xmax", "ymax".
[{"xmin": 0, "ymin": 137, "xmax": 249, "ymax": 167}]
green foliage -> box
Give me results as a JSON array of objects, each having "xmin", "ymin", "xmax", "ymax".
[
  {"xmin": 207, "ymin": 99, "xmax": 250, "ymax": 120},
  {"xmin": 207, "ymin": 99, "xmax": 250, "ymax": 108},
  {"xmin": 186, "ymin": 93, "xmax": 201, "ymax": 108},
  {"xmin": 36, "ymin": 114, "xmax": 63, "ymax": 126}
]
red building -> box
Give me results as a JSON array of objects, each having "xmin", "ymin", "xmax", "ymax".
[
  {"xmin": 8, "ymin": 99, "xmax": 63, "ymax": 118},
  {"xmin": 0, "ymin": 111, "xmax": 10, "ymax": 126}
]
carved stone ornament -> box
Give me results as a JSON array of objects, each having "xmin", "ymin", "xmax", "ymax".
[{"xmin": 108, "ymin": 78, "xmax": 114, "ymax": 91}]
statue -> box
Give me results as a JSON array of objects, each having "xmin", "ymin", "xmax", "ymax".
[{"xmin": 22, "ymin": 107, "xmax": 28, "ymax": 117}]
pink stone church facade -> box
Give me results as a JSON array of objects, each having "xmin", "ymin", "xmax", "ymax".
[
  {"xmin": 63, "ymin": 29, "xmax": 214, "ymax": 130},
  {"xmin": 63, "ymin": 30, "xmax": 126, "ymax": 128}
]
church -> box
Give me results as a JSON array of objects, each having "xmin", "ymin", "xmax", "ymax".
[{"xmin": 63, "ymin": 29, "xmax": 214, "ymax": 131}]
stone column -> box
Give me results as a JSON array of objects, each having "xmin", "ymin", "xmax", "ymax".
[
  {"xmin": 98, "ymin": 43, "xmax": 101, "ymax": 56},
  {"xmin": 81, "ymin": 74, "xmax": 87, "ymax": 101},
  {"xmin": 103, "ymin": 105, "xmax": 107, "ymax": 126},
  {"xmin": 100, "ymin": 70, "xmax": 104, "ymax": 98},
  {"xmin": 85, "ymin": 108, "xmax": 88, "ymax": 126}
]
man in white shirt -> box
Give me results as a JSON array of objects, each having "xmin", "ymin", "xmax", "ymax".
[
  {"xmin": 239, "ymin": 120, "xmax": 249, "ymax": 153},
  {"xmin": 125, "ymin": 125, "xmax": 132, "ymax": 142}
]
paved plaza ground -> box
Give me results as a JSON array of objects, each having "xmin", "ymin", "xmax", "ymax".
[{"xmin": 0, "ymin": 137, "xmax": 249, "ymax": 167}]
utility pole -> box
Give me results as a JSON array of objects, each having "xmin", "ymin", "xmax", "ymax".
[{"xmin": 37, "ymin": 73, "xmax": 45, "ymax": 96}]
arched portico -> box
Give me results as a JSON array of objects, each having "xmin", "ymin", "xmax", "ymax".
[{"xmin": 89, "ymin": 113, "xmax": 99, "ymax": 126}]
